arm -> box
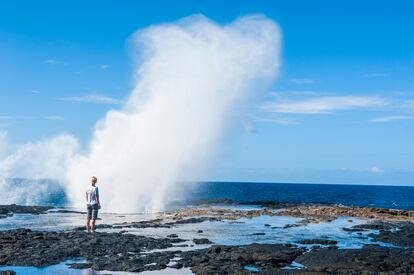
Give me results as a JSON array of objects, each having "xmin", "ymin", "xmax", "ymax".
[
  {"xmin": 96, "ymin": 187, "xmax": 101, "ymax": 206},
  {"xmin": 85, "ymin": 192, "xmax": 88, "ymax": 203}
]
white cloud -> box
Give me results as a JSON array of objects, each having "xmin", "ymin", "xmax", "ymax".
[
  {"xmin": 100, "ymin": 64, "xmax": 110, "ymax": 70},
  {"xmin": 399, "ymin": 100, "xmax": 414, "ymax": 110},
  {"xmin": 370, "ymin": 166, "xmax": 384, "ymax": 174},
  {"xmin": 31, "ymin": 90, "xmax": 41, "ymax": 94},
  {"xmin": 57, "ymin": 95, "xmax": 122, "ymax": 105},
  {"xmin": 370, "ymin": 115, "xmax": 413, "ymax": 123},
  {"xmin": 288, "ymin": 78, "xmax": 315, "ymax": 84},
  {"xmin": 262, "ymin": 96, "xmax": 387, "ymax": 114}
]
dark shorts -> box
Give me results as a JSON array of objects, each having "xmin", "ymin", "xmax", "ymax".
[{"xmin": 87, "ymin": 204, "xmax": 99, "ymax": 220}]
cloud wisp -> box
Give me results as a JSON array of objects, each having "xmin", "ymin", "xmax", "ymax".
[
  {"xmin": 288, "ymin": 78, "xmax": 315, "ymax": 84},
  {"xmin": 57, "ymin": 95, "xmax": 122, "ymax": 105},
  {"xmin": 43, "ymin": 59, "xmax": 66, "ymax": 65},
  {"xmin": 370, "ymin": 166, "xmax": 384, "ymax": 174},
  {"xmin": 262, "ymin": 95, "xmax": 387, "ymax": 114},
  {"xmin": 370, "ymin": 115, "xmax": 414, "ymax": 123}
]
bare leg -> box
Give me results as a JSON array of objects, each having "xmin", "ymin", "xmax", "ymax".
[
  {"xmin": 91, "ymin": 219, "xmax": 96, "ymax": 233},
  {"xmin": 86, "ymin": 219, "xmax": 91, "ymax": 233}
]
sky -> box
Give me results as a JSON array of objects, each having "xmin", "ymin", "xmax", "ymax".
[{"xmin": 0, "ymin": 0, "xmax": 413, "ymax": 185}]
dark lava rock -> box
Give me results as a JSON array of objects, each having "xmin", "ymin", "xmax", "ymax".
[
  {"xmin": 112, "ymin": 219, "xmax": 171, "ymax": 229},
  {"xmin": 197, "ymin": 230, "xmax": 203, "ymax": 233},
  {"xmin": 67, "ymin": 263, "xmax": 92, "ymax": 269},
  {"xmin": 193, "ymin": 238, "xmax": 213, "ymax": 245},
  {"xmin": 74, "ymin": 224, "xmax": 114, "ymax": 231},
  {"xmin": 167, "ymin": 217, "xmax": 218, "ymax": 225},
  {"xmin": 179, "ymin": 243, "xmax": 306, "ymax": 274},
  {"xmin": 295, "ymin": 246, "xmax": 414, "ymax": 274},
  {"xmin": 369, "ymin": 221, "xmax": 414, "ymax": 247},
  {"xmin": 167, "ymin": 234, "xmax": 178, "ymax": 238},
  {"xmin": 0, "ymin": 271, "xmax": 16, "ymax": 275},
  {"xmin": 283, "ymin": 223, "xmax": 302, "ymax": 229},
  {"xmin": 0, "ymin": 204, "xmax": 52, "ymax": 219},
  {"xmin": 51, "ymin": 209, "xmax": 86, "ymax": 214},
  {"xmin": 296, "ymin": 239, "xmax": 337, "ymax": 245},
  {"xmin": 0, "ymin": 228, "xmax": 185, "ymax": 272},
  {"xmin": 349, "ymin": 221, "xmax": 400, "ymax": 231}
]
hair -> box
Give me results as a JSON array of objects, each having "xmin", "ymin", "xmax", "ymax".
[{"xmin": 91, "ymin": 176, "xmax": 97, "ymax": 183}]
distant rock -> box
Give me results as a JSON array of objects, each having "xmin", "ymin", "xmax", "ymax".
[
  {"xmin": 67, "ymin": 263, "xmax": 92, "ymax": 269},
  {"xmin": 193, "ymin": 238, "xmax": 213, "ymax": 244},
  {"xmin": 0, "ymin": 204, "xmax": 52, "ymax": 219},
  {"xmin": 296, "ymin": 239, "xmax": 338, "ymax": 245}
]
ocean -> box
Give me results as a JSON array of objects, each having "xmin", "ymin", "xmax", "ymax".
[
  {"xmin": 189, "ymin": 182, "xmax": 414, "ymax": 210},
  {"xmin": 2, "ymin": 179, "xmax": 413, "ymax": 210}
]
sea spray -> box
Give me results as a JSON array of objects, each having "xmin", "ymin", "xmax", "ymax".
[
  {"xmin": 65, "ymin": 15, "xmax": 281, "ymax": 212},
  {"xmin": 0, "ymin": 134, "xmax": 78, "ymax": 205},
  {"xmin": 0, "ymin": 15, "xmax": 281, "ymax": 212}
]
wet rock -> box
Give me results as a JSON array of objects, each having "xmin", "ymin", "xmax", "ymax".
[
  {"xmin": 369, "ymin": 221, "xmax": 414, "ymax": 247},
  {"xmin": 283, "ymin": 223, "xmax": 302, "ymax": 229},
  {"xmin": 179, "ymin": 243, "xmax": 306, "ymax": 274},
  {"xmin": 67, "ymin": 263, "xmax": 92, "ymax": 269},
  {"xmin": 73, "ymin": 224, "xmax": 113, "ymax": 231},
  {"xmin": 197, "ymin": 230, "xmax": 203, "ymax": 233},
  {"xmin": 250, "ymin": 232, "xmax": 265, "ymax": 236},
  {"xmin": 296, "ymin": 239, "xmax": 337, "ymax": 245},
  {"xmin": 0, "ymin": 271, "xmax": 16, "ymax": 275},
  {"xmin": 193, "ymin": 238, "xmax": 213, "ymax": 245},
  {"xmin": 167, "ymin": 217, "xmax": 218, "ymax": 225},
  {"xmin": 0, "ymin": 204, "xmax": 52, "ymax": 219},
  {"xmin": 112, "ymin": 219, "xmax": 171, "ymax": 229},
  {"xmin": 0, "ymin": 229, "xmax": 185, "ymax": 271},
  {"xmin": 51, "ymin": 210, "xmax": 86, "ymax": 214},
  {"xmin": 295, "ymin": 246, "xmax": 414, "ymax": 274},
  {"xmin": 167, "ymin": 234, "xmax": 178, "ymax": 238}
]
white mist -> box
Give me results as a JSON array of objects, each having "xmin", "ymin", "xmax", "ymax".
[{"xmin": 0, "ymin": 15, "xmax": 281, "ymax": 212}]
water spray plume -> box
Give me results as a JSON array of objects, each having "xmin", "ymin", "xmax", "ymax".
[{"xmin": 0, "ymin": 15, "xmax": 281, "ymax": 212}]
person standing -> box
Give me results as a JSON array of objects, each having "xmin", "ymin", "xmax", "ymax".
[{"xmin": 86, "ymin": 176, "xmax": 101, "ymax": 233}]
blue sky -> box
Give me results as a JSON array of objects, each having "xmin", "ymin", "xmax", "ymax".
[{"xmin": 0, "ymin": 0, "xmax": 413, "ymax": 185}]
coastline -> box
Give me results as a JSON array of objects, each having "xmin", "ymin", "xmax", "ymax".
[{"xmin": 0, "ymin": 201, "xmax": 413, "ymax": 274}]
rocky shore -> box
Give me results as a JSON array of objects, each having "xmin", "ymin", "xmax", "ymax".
[
  {"xmin": 0, "ymin": 204, "xmax": 52, "ymax": 219},
  {"xmin": 0, "ymin": 228, "xmax": 185, "ymax": 272},
  {"xmin": 0, "ymin": 221, "xmax": 413, "ymax": 274},
  {"xmin": 0, "ymin": 202, "xmax": 413, "ymax": 274}
]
